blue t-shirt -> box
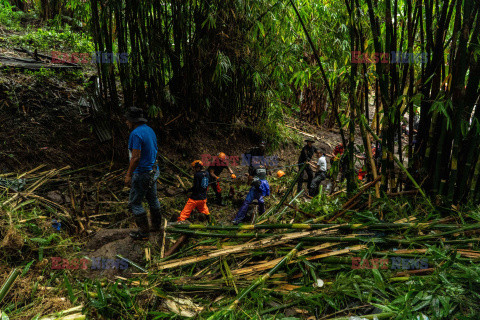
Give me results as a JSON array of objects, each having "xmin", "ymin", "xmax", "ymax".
[{"xmin": 128, "ymin": 124, "xmax": 158, "ymax": 174}]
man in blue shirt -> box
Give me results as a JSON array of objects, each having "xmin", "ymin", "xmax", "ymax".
[{"xmin": 124, "ymin": 107, "xmax": 163, "ymax": 240}]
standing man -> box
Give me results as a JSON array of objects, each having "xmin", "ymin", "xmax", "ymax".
[
  {"xmin": 124, "ymin": 107, "xmax": 163, "ymax": 240},
  {"xmin": 208, "ymin": 152, "xmax": 236, "ymax": 206},
  {"xmin": 177, "ymin": 160, "xmax": 210, "ymax": 223},
  {"xmin": 297, "ymin": 139, "xmax": 318, "ymax": 194},
  {"xmin": 245, "ymin": 141, "xmax": 266, "ymax": 183},
  {"xmin": 309, "ymin": 152, "xmax": 327, "ymax": 197},
  {"xmin": 232, "ymin": 165, "xmax": 270, "ymax": 225}
]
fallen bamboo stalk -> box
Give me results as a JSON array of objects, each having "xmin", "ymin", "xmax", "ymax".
[
  {"xmin": 327, "ymin": 176, "xmax": 382, "ymax": 222},
  {"xmin": 274, "ymin": 189, "xmax": 304, "ymax": 219},
  {"xmin": 257, "ymin": 164, "xmax": 305, "ymax": 222},
  {"xmin": 158, "ymin": 229, "xmax": 331, "ymax": 270},
  {"xmin": 284, "ymin": 202, "xmax": 311, "ymax": 216},
  {"xmin": 166, "ymin": 227, "xmax": 338, "ymax": 239},
  {"xmin": 160, "ymin": 218, "xmax": 167, "ymax": 258},
  {"xmin": 116, "ymin": 255, "xmax": 147, "ymax": 273},
  {"xmin": 175, "ymin": 174, "xmax": 188, "ymax": 190},
  {"xmin": 169, "ymin": 222, "xmax": 456, "ymax": 231},
  {"xmin": 164, "ymin": 235, "xmax": 189, "ymax": 258},
  {"xmin": 166, "ymin": 228, "xmax": 437, "ymax": 245},
  {"xmin": 158, "ymin": 154, "xmax": 193, "ymax": 179},
  {"xmin": 207, "ymin": 242, "xmax": 303, "ymax": 320},
  {"xmin": 39, "ymin": 305, "xmax": 85, "ymax": 320},
  {"xmin": 168, "ymin": 228, "xmax": 374, "ymax": 242},
  {"xmin": 231, "ymin": 243, "xmax": 338, "ymax": 275}
]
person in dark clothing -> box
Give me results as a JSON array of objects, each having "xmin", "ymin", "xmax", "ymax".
[
  {"xmin": 124, "ymin": 107, "xmax": 163, "ymax": 240},
  {"xmin": 245, "ymin": 141, "xmax": 266, "ymax": 183},
  {"xmin": 208, "ymin": 152, "xmax": 236, "ymax": 206},
  {"xmin": 232, "ymin": 166, "xmax": 270, "ymax": 225},
  {"xmin": 177, "ymin": 160, "xmax": 210, "ymax": 222},
  {"xmin": 297, "ymin": 139, "xmax": 319, "ymax": 194}
]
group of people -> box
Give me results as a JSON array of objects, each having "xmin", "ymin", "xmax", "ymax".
[
  {"xmin": 123, "ymin": 107, "xmax": 368, "ymax": 240},
  {"xmin": 123, "ymin": 107, "xmax": 271, "ymax": 239},
  {"xmin": 296, "ymin": 139, "xmax": 337, "ymax": 197},
  {"xmin": 175, "ymin": 151, "xmax": 270, "ymax": 226}
]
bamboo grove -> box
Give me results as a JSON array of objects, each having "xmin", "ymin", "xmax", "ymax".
[
  {"xmin": 339, "ymin": 0, "xmax": 480, "ymax": 205},
  {"xmin": 12, "ymin": 0, "xmax": 480, "ymax": 205},
  {"xmin": 87, "ymin": 0, "xmax": 271, "ymax": 125}
]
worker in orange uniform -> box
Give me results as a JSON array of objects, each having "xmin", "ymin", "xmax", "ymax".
[
  {"xmin": 177, "ymin": 160, "xmax": 210, "ymax": 223},
  {"xmin": 208, "ymin": 152, "xmax": 236, "ymax": 206}
]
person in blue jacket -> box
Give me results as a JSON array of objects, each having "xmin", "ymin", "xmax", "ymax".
[{"xmin": 232, "ymin": 166, "xmax": 270, "ymax": 225}]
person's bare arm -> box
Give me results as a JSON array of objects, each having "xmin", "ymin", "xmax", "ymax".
[
  {"xmin": 125, "ymin": 149, "xmax": 141, "ymax": 186},
  {"xmin": 227, "ymin": 166, "xmax": 234, "ymax": 175},
  {"xmin": 209, "ymin": 168, "xmax": 218, "ymax": 180}
]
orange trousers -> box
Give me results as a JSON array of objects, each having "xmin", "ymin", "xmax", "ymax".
[{"xmin": 178, "ymin": 198, "xmax": 210, "ymax": 221}]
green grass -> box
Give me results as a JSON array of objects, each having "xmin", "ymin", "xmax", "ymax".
[{"xmin": 6, "ymin": 26, "xmax": 94, "ymax": 52}]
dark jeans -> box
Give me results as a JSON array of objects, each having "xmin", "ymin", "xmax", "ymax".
[
  {"xmin": 233, "ymin": 187, "xmax": 265, "ymax": 223},
  {"xmin": 297, "ymin": 164, "xmax": 314, "ymax": 194},
  {"xmin": 309, "ymin": 171, "xmax": 326, "ymax": 196},
  {"xmin": 128, "ymin": 171, "xmax": 161, "ymax": 217}
]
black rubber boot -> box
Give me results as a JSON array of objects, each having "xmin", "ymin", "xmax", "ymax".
[
  {"xmin": 130, "ymin": 213, "xmax": 149, "ymax": 240},
  {"xmin": 150, "ymin": 207, "xmax": 163, "ymax": 232}
]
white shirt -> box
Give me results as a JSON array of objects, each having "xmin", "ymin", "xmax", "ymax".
[{"xmin": 317, "ymin": 155, "xmax": 327, "ymax": 172}]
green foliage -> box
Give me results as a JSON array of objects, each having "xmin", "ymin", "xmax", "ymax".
[
  {"xmin": 7, "ymin": 26, "xmax": 93, "ymax": 52},
  {"xmin": 300, "ymin": 186, "xmax": 340, "ymax": 217},
  {"xmin": 256, "ymin": 101, "xmax": 290, "ymax": 150},
  {"xmin": 0, "ymin": 2, "xmax": 25, "ymax": 28},
  {"xmin": 23, "ymin": 67, "xmax": 56, "ymax": 80}
]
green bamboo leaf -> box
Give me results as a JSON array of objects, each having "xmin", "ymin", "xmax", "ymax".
[
  {"xmin": 413, "ymin": 299, "xmax": 431, "ymax": 311},
  {"xmin": 257, "ymin": 21, "xmax": 266, "ymax": 37},
  {"xmin": 64, "ymin": 274, "xmax": 77, "ymax": 304}
]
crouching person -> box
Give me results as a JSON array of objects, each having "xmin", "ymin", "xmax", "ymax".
[
  {"xmin": 177, "ymin": 160, "xmax": 210, "ymax": 223},
  {"xmin": 232, "ymin": 166, "xmax": 270, "ymax": 225}
]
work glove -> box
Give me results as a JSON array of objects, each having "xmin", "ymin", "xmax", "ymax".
[{"xmin": 231, "ymin": 174, "xmax": 236, "ymax": 179}]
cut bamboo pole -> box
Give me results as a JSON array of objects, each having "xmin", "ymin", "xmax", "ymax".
[
  {"xmin": 231, "ymin": 243, "xmax": 338, "ymax": 275},
  {"xmin": 158, "ymin": 229, "xmax": 329, "ymax": 270},
  {"xmin": 206, "ymin": 242, "xmax": 303, "ymax": 320},
  {"xmin": 160, "ymin": 218, "xmax": 167, "ymax": 258},
  {"xmin": 257, "ymin": 164, "xmax": 305, "ymax": 222},
  {"xmin": 169, "ymin": 222, "xmax": 454, "ymax": 231},
  {"xmin": 158, "ymin": 154, "xmax": 193, "ymax": 179},
  {"xmin": 274, "ymin": 189, "xmax": 304, "ymax": 219},
  {"xmin": 327, "ymin": 176, "xmax": 382, "ymax": 222},
  {"xmin": 116, "ymin": 255, "xmax": 147, "ymax": 273},
  {"xmin": 164, "ymin": 235, "xmax": 189, "ymax": 257}
]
